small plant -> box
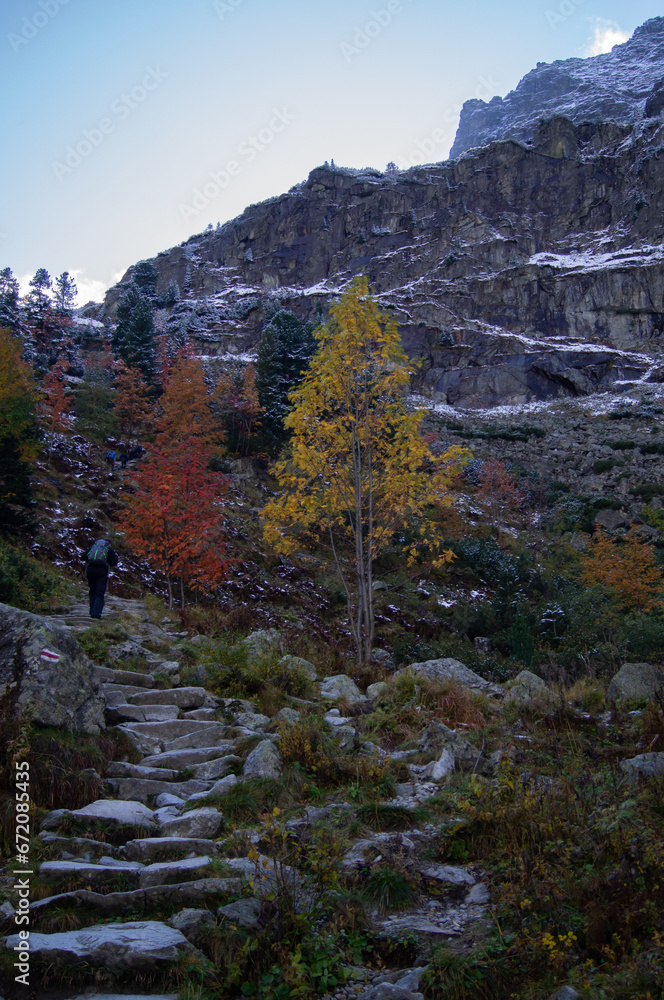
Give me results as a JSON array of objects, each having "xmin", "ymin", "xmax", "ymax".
[{"xmin": 363, "ymin": 867, "xmax": 419, "ymax": 913}]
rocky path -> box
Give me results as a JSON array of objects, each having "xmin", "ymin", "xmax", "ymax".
[{"xmin": 0, "ymin": 603, "xmax": 496, "ymax": 1000}]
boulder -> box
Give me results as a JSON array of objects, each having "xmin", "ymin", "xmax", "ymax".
[
  {"xmin": 128, "ymin": 687, "xmax": 207, "ymax": 709},
  {"xmin": 167, "ymin": 907, "xmax": 214, "ymax": 943},
  {"xmin": 427, "ymin": 748, "xmax": 455, "ymax": 781},
  {"xmin": 419, "ymin": 722, "xmax": 488, "ymax": 774},
  {"xmin": 278, "ymin": 654, "xmax": 317, "ymax": 682},
  {"xmin": 608, "ymin": 662, "xmax": 664, "ymax": 704},
  {"xmin": 243, "ymin": 740, "xmax": 282, "ymax": 779},
  {"xmin": 367, "ymin": 681, "xmax": 390, "ymax": 701},
  {"xmin": 594, "ymin": 509, "xmax": 627, "ymax": 531},
  {"xmin": 3, "ymin": 920, "xmax": 197, "ymax": 971},
  {"xmin": 159, "ymin": 807, "xmax": 223, "ymax": 839},
  {"xmin": 398, "ymin": 657, "xmax": 503, "ymax": 697},
  {"xmin": 242, "ymin": 629, "xmax": 283, "ymax": 659},
  {"xmin": 358, "ymin": 984, "xmax": 424, "ymax": 1000},
  {"xmin": 274, "ymin": 707, "xmax": 301, "ymax": 725},
  {"xmin": 549, "ymin": 989, "xmax": 579, "ymax": 1000},
  {"xmin": 507, "ymin": 670, "xmax": 557, "ymax": 708},
  {"xmin": 192, "ymin": 755, "xmax": 241, "ymax": 780},
  {"xmin": 418, "ymin": 864, "xmax": 475, "ymax": 885},
  {"xmin": 319, "ymin": 674, "xmax": 367, "ymax": 705},
  {"xmin": 67, "ymin": 995, "xmax": 177, "ymax": 1000},
  {"xmin": 218, "ymin": 897, "xmax": 262, "ymax": 929},
  {"xmin": 0, "ymin": 602, "xmax": 105, "ymax": 734},
  {"xmin": 40, "ymin": 800, "xmax": 157, "ymax": 834},
  {"xmin": 619, "ymin": 752, "xmax": 664, "ymax": 780}
]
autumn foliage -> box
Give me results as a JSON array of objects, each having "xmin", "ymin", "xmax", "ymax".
[
  {"xmin": 41, "ymin": 356, "xmax": 74, "ymax": 433},
  {"xmin": 262, "ymin": 277, "xmax": 467, "ymax": 663},
  {"xmin": 114, "ymin": 362, "xmax": 154, "ymax": 443},
  {"xmin": 120, "ymin": 350, "xmax": 231, "ymax": 607},
  {"xmin": 580, "ymin": 527, "xmax": 663, "ymax": 612}
]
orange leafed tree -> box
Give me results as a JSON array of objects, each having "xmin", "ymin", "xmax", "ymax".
[
  {"xmin": 120, "ymin": 439, "xmax": 232, "ymax": 608},
  {"xmin": 580, "ymin": 528, "xmax": 664, "ymax": 612},
  {"xmin": 119, "ymin": 348, "xmax": 231, "ymax": 607},
  {"xmin": 114, "ymin": 362, "xmax": 154, "ymax": 443},
  {"xmin": 160, "ymin": 350, "xmax": 223, "ymax": 452},
  {"xmin": 215, "ymin": 362, "xmax": 263, "ymax": 455},
  {"xmin": 42, "ymin": 356, "xmax": 74, "ymax": 432},
  {"xmin": 475, "ymin": 459, "xmax": 524, "ymax": 530}
]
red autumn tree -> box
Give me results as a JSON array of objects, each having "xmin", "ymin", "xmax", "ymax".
[
  {"xmin": 119, "ymin": 349, "xmax": 231, "ymax": 607},
  {"xmin": 475, "ymin": 459, "xmax": 524, "ymax": 531},
  {"xmin": 114, "ymin": 362, "xmax": 154, "ymax": 443},
  {"xmin": 42, "ymin": 356, "xmax": 74, "ymax": 433}
]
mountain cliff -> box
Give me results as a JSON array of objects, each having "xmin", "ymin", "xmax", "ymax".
[
  {"xmin": 100, "ymin": 17, "xmax": 664, "ymax": 411},
  {"xmin": 451, "ymin": 17, "xmax": 664, "ymax": 157}
]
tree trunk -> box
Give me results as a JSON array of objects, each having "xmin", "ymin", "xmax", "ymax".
[
  {"xmin": 167, "ymin": 578, "xmax": 173, "ymax": 609},
  {"xmin": 179, "ymin": 574, "xmax": 185, "ymax": 610}
]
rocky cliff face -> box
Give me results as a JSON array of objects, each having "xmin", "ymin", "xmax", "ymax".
[
  {"xmin": 100, "ymin": 18, "xmax": 664, "ymax": 411},
  {"xmin": 451, "ymin": 17, "xmax": 664, "ymax": 157}
]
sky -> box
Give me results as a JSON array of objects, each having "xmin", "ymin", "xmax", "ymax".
[{"xmin": 1, "ymin": 0, "xmax": 661, "ymax": 304}]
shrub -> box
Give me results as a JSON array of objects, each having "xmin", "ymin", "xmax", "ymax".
[
  {"xmin": 279, "ymin": 718, "xmax": 390, "ymax": 789},
  {"xmin": 593, "ymin": 458, "xmax": 622, "ymax": 474},
  {"xmin": 607, "ymin": 440, "xmax": 636, "ymax": 450},
  {"xmin": 620, "ymin": 613, "xmax": 664, "ymax": 659},
  {"xmin": 363, "ymin": 867, "xmax": 419, "ymax": 912},
  {"xmin": 640, "ymin": 441, "xmax": 664, "ymax": 455},
  {"xmin": 0, "ymin": 539, "xmax": 67, "ymax": 612}
]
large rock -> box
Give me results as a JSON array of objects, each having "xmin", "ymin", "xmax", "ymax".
[
  {"xmin": 419, "ymin": 723, "xmax": 488, "ymax": 774},
  {"xmin": 139, "ymin": 856, "xmax": 212, "ymax": 888},
  {"xmin": 277, "ymin": 654, "xmax": 317, "ymax": 682},
  {"xmin": 319, "ymin": 674, "xmax": 367, "ymax": 705},
  {"xmin": 398, "ymin": 658, "xmax": 502, "ymax": 697},
  {"xmin": 243, "ymin": 739, "xmax": 282, "ymax": 779},
  {"xmin": 128, "ymin": 687, "xmax": 207, "ymax": 709},
  {"xmin": 0, "ymin": 602, "xmax": 105, "ymax": 733},
  {"xmin": 242, "ymin": 629, "xmax": 283, "ymax": 659},
  {"xmin": 3, "ymin": 920, "xmax": 197, "ymax": 971},
  {"xmin": 159, "ymin": 807, "xmax": 223, "ymax": 839},
  {"xmin": 41, "ymin": 799, "xmax": 157, "ymax": 834},
  {"xmin": 507, "ymin": 670, "xmax": 557, "ymax": 708},
  {"xmin": 619, "ymin": 752, "xmax": 664, "ymax": 780},
  {"xmin": 218, "ymin": 897, "xmax": 262, "ymax": 929},
  {"xmin": 608, "ymin": 663, "xmax": 664, "ymax": 704}
]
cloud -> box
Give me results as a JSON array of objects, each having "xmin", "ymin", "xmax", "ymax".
[{"xmin": 584, "ymin": 19, "xmax": 630, "ymax": 57}]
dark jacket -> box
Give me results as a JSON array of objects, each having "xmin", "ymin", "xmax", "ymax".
[{"xmin": 81, "ymin": 539, "xmax": 119, "ymax": 571}]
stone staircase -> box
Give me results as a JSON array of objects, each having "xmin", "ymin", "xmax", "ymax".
[{"xmin": 0, "ymin": 605, "xmax": 492, "ymax": 1000}]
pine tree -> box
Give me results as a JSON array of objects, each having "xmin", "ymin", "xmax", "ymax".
[
  {"xmin": 0, "ymin": 268, "xmax": 20, "ymax": 331},
  {"xmin": 132, "ymin": 260, "xmax": 159, "ymax": 299},
  {"xmin": 216, "ymin": 362, "xmax": 262, "ymax": 455},
  {"xmin": 164, "ymin": 280, "xmax": 180, "ymax": 307},
  {"xmin": 53, "ymin": 272, "xmax": 78, "ymax": 316},
  {"xmin": 255, "ymin": 309, "xmax": 316, "ymax": 440},
  {"xmin": 159, "ymin": 350, "xmax": 222, "ymax": 452},
  {"xmin": 25, "ymin": 268, "xmax": 52, "ymax": 332},
  {"xmin": 580, "ymin": 528, "xmax": 663, "ymax": 612},
  {"xmin": 113, "ymin": 283, "xmax": 156, "ymax": 384}
]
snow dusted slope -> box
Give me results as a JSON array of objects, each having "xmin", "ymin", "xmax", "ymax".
[
  {"xmin": 451, "ymin": 17, "xmax": 664, "ymax": 158},
  {"xmin": 100, "ymin": 18, "xmax": 664, "ymax": 411}
]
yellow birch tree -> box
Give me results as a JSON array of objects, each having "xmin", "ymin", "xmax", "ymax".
[{"xmin": 262, "ymin": 276, "xmax": 467, "ymax": 664}]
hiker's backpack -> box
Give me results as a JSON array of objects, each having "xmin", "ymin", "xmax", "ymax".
[{"xmin": 88, "ymin": 540, "xmax": 110, "ymax": 564}]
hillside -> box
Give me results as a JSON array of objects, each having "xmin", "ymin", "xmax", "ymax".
[{"xmin": 94, "ymin": 17, "xmax": 664, "ymax": 413}]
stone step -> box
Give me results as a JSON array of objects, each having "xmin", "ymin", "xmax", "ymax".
[
  {"xmin": 4, "ymin": 920, "xmax": 198, "ymax": 971},
  {"xmin": 37, "ymin": 832, "xmax": 120, "ymax": 856},
  {"xmin": 106, "ymin": 777, "xmax": 211, "ymax": 803},
  {"xmin": 39, "ymin": 860, "xmax": 144, "ymax": 889},
  {"xmin": 159, "ymin": 806, "xmax": 223, "ymax": 839},
  {"xmin": 139, "ymin": 745, "xmax": 236, "ymax": 769},
  {"xmin": 139, "ymin": 855, "xmax": 213, "ymax": 888},
  {"xmin": 127, "ymin": 687, "xmax": 207, "ymax": 709},
  {"xmin": 107, "ymin": 762, "xmax": 182, "ymax": 782},
  {"xmin": 182, "ymin": 708, "xmax": 217, "ymax": 721},
  {"xmin": 123, "ymin": 837, "xmax": 219, "ymax": 862},
  {"xmin": 41, "ymin": 799, "xmax": 158, "ymax": 836},
  {"xmin": 162, "ymin": 725, "xmax": 230, "ymax": 753},
  {"xmin": 96, "ymin": 665, "xmax": 156, "ymax": 688},
  {"xmin": 117, "ymin": 720, "xmax": 224, "ymax": 740},
  {"xmin": 29, "ymin": 878, "xmax": 244, "ymax": 924},
  {"xmin": 102, "ymin": 682, "xmax": 160, "ymax": 699},
  {"xmin": 107, "ymin": 703, "xmax": 181, "ymax": 724}
]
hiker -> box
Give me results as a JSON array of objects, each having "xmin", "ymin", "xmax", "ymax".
[
  {"xmin": 120, "ymin": 451, "xmax": 128, "ymax": 469},
  {"xmin": 81, "ymin": 538, "xmax": 119, "ymax": 619},
  {"xmin": 106, "ymin": 450, "xmax": 116, "ymax": 471}
]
